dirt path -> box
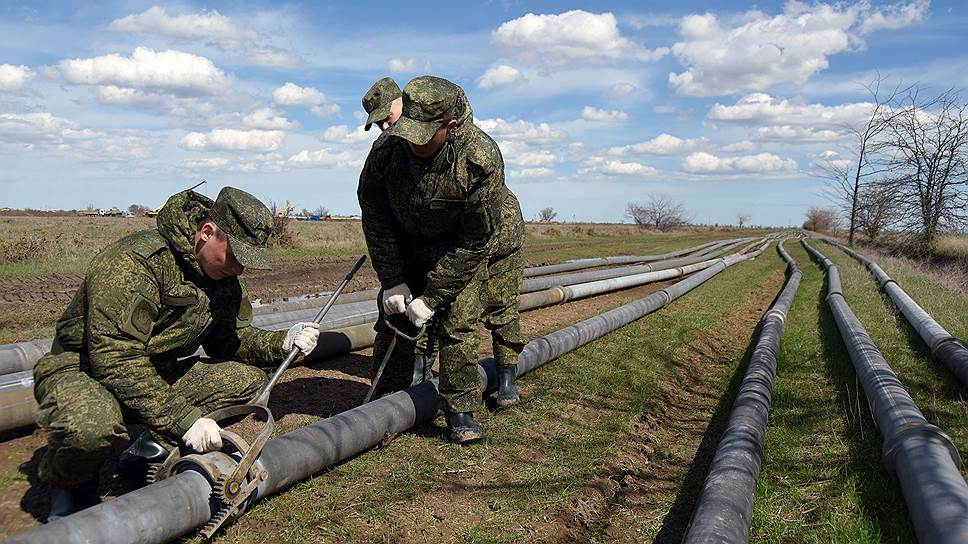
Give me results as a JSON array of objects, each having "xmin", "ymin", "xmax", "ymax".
[
  {"xmin": 540, "ymin": 268, "xmax": 786, "ymax": 543},
  {"xmin": 0, "ymin": 280, "xmax": 675, "ymax": 538}
]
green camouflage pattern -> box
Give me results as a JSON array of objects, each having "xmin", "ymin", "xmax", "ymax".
[
  {"xmin": 363, "ymin": 77, "xmax": 402, "ymax": 131},
  {"xmin": 359, "ymin": 82, "xmax": 524, "ymax": 412},
  {"xmin": 33, "ymin": 188, "xmax": 287, "ymax": 485},
  {"xmin": 385, "ymin": 76, "xmax": 461, "ymax": 145},
  {"xmin": 34, "ymin": 353, "xmax": 266, "ymax": 487},
  {"xmin": 208, "ymin": 186, "xmax": 274, "ymax": 271}
]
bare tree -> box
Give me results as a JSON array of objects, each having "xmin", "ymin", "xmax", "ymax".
[
  {"xmin": 537, "ymin": 207, "xmax": 557, "ymax": 222},
  {"xmin": 626, "ymin": 194, "xmax": 690, "ymax": 231},
  {"xmin": 802, "ymin": 206, "xmax": 840, "ymax": 233},
  {"xmin": 855, "ymin": 180, "xmax": 900, "ymax": 241},
  {"xmin": 313, "ymin": 206, "xmax": 330, "ymax": 219},
  {"xmin": 737, "ymin": 211, "xmax": 751, "ymax": 228},
  {"xmin": 882, "ymin": 88, "xmax": 968, "ymax": 251},
  {"xmin": 128, "ymin": 203, "xmax": 149, "ymax": 215},
  {"xmin": 817, "ymin": 74, "xmax": 909, "ymax": 245}
]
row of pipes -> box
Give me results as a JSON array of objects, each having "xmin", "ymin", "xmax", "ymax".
[
  {"xmin": 0, "ymin": 238, "xmax": 751, "ymax": 435},
  {"xmin": 1, "ymin": 238, "xmax": 773, "ymax": 543}
]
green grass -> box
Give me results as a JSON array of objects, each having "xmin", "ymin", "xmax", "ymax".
[{"xmin": 209, "ymin": 237, "xmax": 782, "ymax": 543}]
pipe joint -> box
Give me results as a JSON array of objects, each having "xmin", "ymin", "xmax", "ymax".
[
  {"xmin": 763, "ymin": 308, "xmax": 786, "ymax": 325},
  {"xmin": 881, "ymin": 421, "xmax": 962, "ymax": 479},
  {"xmin": 656, "ymin": 289, "xmax": 673, "ymax": 306},
  {"xmin": 931, "ymin": 335, "xmax": 968, "ymax": 361}
]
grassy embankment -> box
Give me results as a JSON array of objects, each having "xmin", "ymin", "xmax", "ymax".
[{"xmin": 753, "ymin": 240, "xmax": 968, "ymax": 543}]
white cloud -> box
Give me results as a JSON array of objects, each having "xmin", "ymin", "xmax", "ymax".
[
  {"xmin": 0, "ymin": 111, "xmax": 153, "ymax": 159},
  {"xmin": 272, "ymin": 82, "xmax": 339, "ymax": 118},
  {"xmin": 755, "ymin": 125, "xmax": 847, "ymax": 142},
  {"xmin": 321, "ymin": 124, "xmax": 374, "ymax": 144},
  {"xmin": 498, "ymin": 140, "xmax": 557, "ymax": 168},
  {"xmin": 388, "ymin": 58, "xmax": 418, "ymax": 73},
  {"xmin": 681, "ymin": 151, "xmax": 797, "ymax": 175},
  {"xmin": 720, "ymin": 140, "xmax": 757, "ymax": 153},
  {"xmin": 183, "ymin": 157, "xmax": 230, "ymax": 169},
  {"xmin": 579, "ymin": 156, "xmax": 658, "ymax": 176},
  {"xmin": 248, "ymin": 49, "xmax": 303, "ymax": 69},
  {"xmin": 581, "ymin": 106, "xmax": 629, "ymax": 123},
  {"xmin": 857, "ymin": 0, "xmax": 929, "ymax": 34},
  {"xmin": 492, "ymin": 10, "xmax": 668, "ymax": 67},
  {"xmin": 242, "ymin": 108, "xmax": 299, "ymax": 130},
  {"xmin": 107, "ymin": 6, "xmax": 257, "ymax": 49},
  {"xmin": 478, "ymin": 65, "xmax": 526, "ymax": 90},
  {"xmin": 477, "ymin": 118, "xmax": 566, "ymax": 144},
  {"xmin": 669, "ymin": 1, "xmax": 928, "ymax": 96},
  {"xmin": 55, "ymin": 47, "xmax": 232, "ymax": 95},
  {"xmin": 508, "ymin": 167, "xmax": 555, "ymax": 178},
  {"xmin": 708, "ymin": 93, "xmax": 874, "ymax": 129},
  {"xmin": 0, "ymin": 64, "xmax": 34, "ymax": 92},
  {"xmin": 604, "ymin": 82, "xmax": 637, "ymax": 99},
  {"xmin": 179, "ymin": 128, "xmax": 285, "ymax": 152},
  {"xmin": 607, "ymin": 133, "xmax": 709, "ymax": 156},
  {"xmin": 287, "ymin": 148, "xmax": 361, "ymax": 168}
]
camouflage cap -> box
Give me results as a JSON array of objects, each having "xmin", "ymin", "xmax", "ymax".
[
  {"xmin": 385, "ymin": 76, "xmax": 459, "ymax": 146},
  {"xmin": 207, "ymin": 187, "xmax": 273, "ymax": 271},
  {"xmin": 363, "ymin": 77, "xmax": 402, "ymax": 131}
]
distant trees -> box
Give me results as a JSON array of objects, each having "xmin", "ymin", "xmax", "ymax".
[
  {"xmin": 737, "ymin": 212, "xmax": 751, "ymax": 228},
  {"xmin": 537, "ymin": 207, "xmax": 557, "ymax": 222},
  {"xmin": 802, "ymin": 207, "xmax": 839, "ymax": 233},
  {"xmin": 314, "ymin": 206, "xmax": 330, "ymax": 219},
  {"xmin": 626, "ymin": 194, "xmax": 690, "ymax": 231},
  {"xmin": 128, "ymin": 204, "xmax": 149, "ymax": 215}
]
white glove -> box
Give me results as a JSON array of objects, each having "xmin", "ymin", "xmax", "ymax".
[
  {"xmin": 405, "ymin": 297, "xmax": 435, "ymax": 328},
  {"xmin": 382, "ymin": 283, "xmax": 412, "ymax": 315},
  {"xmin": 182, "ymin": 417, "xmax": 223, "ymax": 453},
  {"xmin": 284, "ymin": 322, "xmax": 320, "ymax": 355}
]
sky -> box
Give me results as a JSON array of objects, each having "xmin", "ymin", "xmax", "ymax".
[{"xmin": 0, "ymin": 0, "xmax": 964, "ymax": 226}]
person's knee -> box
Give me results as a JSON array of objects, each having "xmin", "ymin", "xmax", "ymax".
[{"xmin": 239, "ymin": 365, "xmax": 268, "ymax": 397}]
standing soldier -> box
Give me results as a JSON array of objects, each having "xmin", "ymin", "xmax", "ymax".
[
  {"xmin": 358, "ymin": 76, "xmax": 525, "ymax": 444},
  {"xmin": 32, "ymin": 187, "xmax": 320, "ymax": 520}
]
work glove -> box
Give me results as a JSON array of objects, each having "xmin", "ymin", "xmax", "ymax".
[
  {"xmin": 182, "ymin": 417, "xmax": 223, "ymax": 453},
  {"xmin": 284, "ymin": 322, "xmax": 320, "ymax": 355},
  {"xmin": 405, "ymin": 297, "xmax": 435, "ymax": 328},
  {"xmin": 382, "ymin": 283, "xmax": 412, "ymax": 315}
]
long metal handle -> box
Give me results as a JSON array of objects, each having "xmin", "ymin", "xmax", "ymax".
[{"xmin": 252, "ymin": 255, "xmax": 368, "ymax": 406}]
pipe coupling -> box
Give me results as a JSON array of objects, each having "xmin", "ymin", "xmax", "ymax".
[
  {"xmin": 881, "ymin": 421, "xmax": 962, "ymax": 480},
  {"xmin": 763, "ymin": 308, "xmax": 786, "ymax": 325},
  {"xmin": 930, "ymin": 335, "xmax": 968, "ymax": 361}
]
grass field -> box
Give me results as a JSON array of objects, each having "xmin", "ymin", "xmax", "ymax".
[{"xmin": 0, "ymin": 218, "xmax": 966, "ymax": 543}]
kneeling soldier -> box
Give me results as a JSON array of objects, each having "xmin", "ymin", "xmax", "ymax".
[{"xmin": 33, "ymin": 187, "xmax": 319, "ymax": 520}]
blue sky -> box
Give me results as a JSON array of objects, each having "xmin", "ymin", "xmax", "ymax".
[{"xmin": 0, "ymin": 0, "xmax": 964, "ymax": 226}]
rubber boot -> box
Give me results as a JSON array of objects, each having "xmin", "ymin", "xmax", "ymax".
[
  {"xmin": 445, "ymin": 411, "xmax": 483, "ymax": 445},
  {"xmin": 117, "ymin": 431, "xmax": 170, "ymax": 483},
  {"xmin": 48, "ymin": 481, "xmax": 100, "ymax": 522},
  {"xmin": 496, "ymin": 365, "xmax": 520, "ymax": 409}
]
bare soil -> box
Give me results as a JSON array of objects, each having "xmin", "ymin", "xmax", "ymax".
[{"xmin": 0, "ymin": 280, "xmax": 674, "ymax": 538}]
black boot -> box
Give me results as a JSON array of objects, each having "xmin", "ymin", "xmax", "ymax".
[
  {"xmin": 445, "ymin": 411, "xmax": 483, "ymax": 444},
  {"xmin": 496, "ymin": 365, "xmax": 520, "ymax": 408},
  {"xmin": 48, "ymin": 481, "xmax": 100, "ymax": 522},
  {"xmin": 117, "ymin": 431, "xmax": 170, "ymax": 483}
]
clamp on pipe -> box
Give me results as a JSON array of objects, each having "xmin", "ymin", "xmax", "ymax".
[
  {"xmin": 930, "ymin": 335, "xmax": 968, "ymax": 361},
  {"xmin": 881, "ymin": 421, "xmax": 962, "ymax": 479}
]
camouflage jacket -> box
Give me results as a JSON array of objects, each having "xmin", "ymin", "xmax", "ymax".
[
  {"xmin": 38, "ymin": 190, "xmax": 286, "ymax": 439},
  {"xmin": 358, "ymin": 100, "xmax": 523, "ymax": 309}
]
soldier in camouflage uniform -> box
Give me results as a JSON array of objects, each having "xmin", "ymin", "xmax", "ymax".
[
  {"xmin": 32, "ymin": 187, "xmax": 320, "ymax": 520},
  {"xmin": 358, "ymin": 76, "xmax": 525, "ymax": 444},
  {"xmin": 362, "ymin": 77, "xmax": 403, "ymax": 133}
]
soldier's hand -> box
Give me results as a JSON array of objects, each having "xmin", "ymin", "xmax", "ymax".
[
  {"xmin": 284, "ymin": 322, "xmax": 320, "ymax": 355},
  {"xmin": 182, "ymin": 418, "xmax": 223, "ymax": 453},
  {"xmin": 382, "ymin": 283, "xmax": 412, "ymax": 315},
  {"xmin": 405, "ymin": 297, "xmax": 434, "ymax": 328}
]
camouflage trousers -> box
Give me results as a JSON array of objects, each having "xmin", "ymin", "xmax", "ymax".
[
  {"xmin": 370, "ymin": 250, "xmax": 526, "ymax": 413},
  {"xmin": 33, "ymin": 351, "xmax": 267, "ymax": 488}
]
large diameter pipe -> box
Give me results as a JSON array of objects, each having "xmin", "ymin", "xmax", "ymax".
[
  {"xmin": 522, "ymin": 239, "xmax": 729, "ymax": 277},
  {"xmin": 0, "ymin": 339, "xmax": 53, "ymax": 376},
  {"xmin": 801, "ymin": 239, "xmax": 968, "ymax": 543},
  {"xmin": 521, "ymin": 239, "xmax": 747, "ymax": 293},
  {"xmin": 252, "ymin": 288, "xmax": 379, "ymax": 316},
  {"xmin": 4, "ymin": 238, "xmax": 771, "ymax": 544},
  {"xmin": 822, "ymin": 239, "xmax": 968, "ymax": 388},
  {"xmin": 682, "ymin": 238, "xmax": 802, "ymax": 544}
]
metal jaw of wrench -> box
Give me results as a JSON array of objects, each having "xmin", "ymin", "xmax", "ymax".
[
  {"xmin": 149, "ymin": 255, "xmax": 367, "ymax": 539},
  {"xmin": 364, "ymin": 312, "xmax": 428, "ymax": 404}
]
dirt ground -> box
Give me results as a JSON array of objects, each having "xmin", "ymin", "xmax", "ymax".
[{"xmin": 0, "ymin": 279, "xmax": 678, "ymax": 538}]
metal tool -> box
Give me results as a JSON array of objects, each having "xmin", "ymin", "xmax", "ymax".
[
  {"xmin": 364, "ymin": 312, "xmax": 426, "ymax": 404},
  {"xmin": 149, "ymin": 255, "xmax": 368, "ymax": 539}
]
